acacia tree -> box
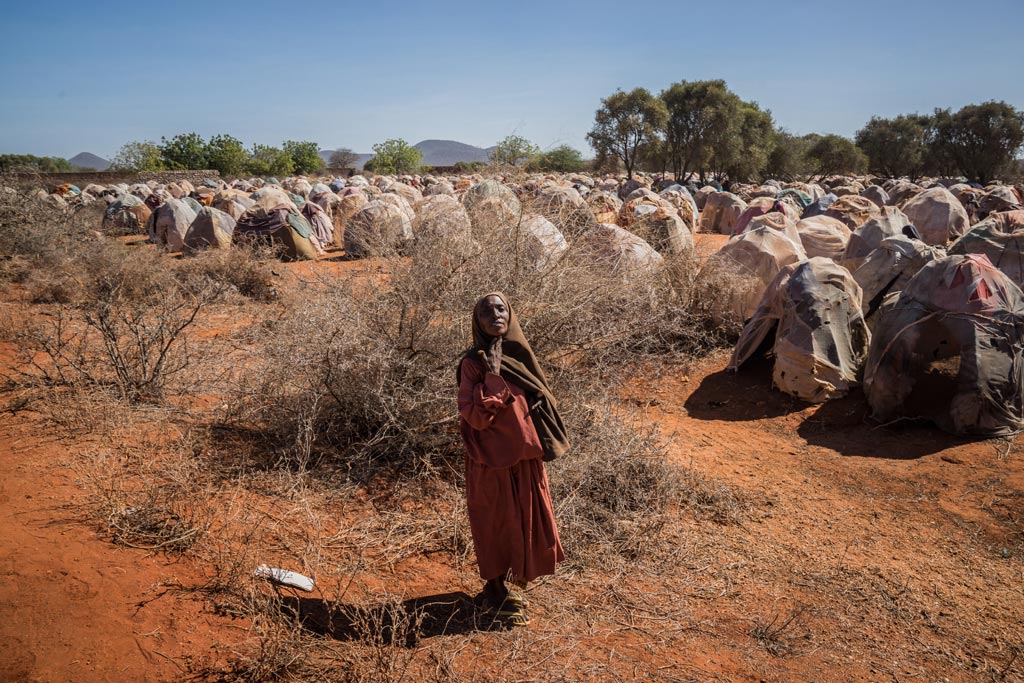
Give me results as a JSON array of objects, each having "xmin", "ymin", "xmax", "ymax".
[
  {"xmin": 586, "ymin": 88, "xmax": 667, "ymax": 179},
  {"xmin": 366, "ymin": 138, "xmax": 422, "ymax": 175},
  {"xmin": 159, "ymin": 133, "xmax": 209, "ymax": 170},
  {"xmin": 206, "ymin": 134, "xmax": 249, "ymax": 177},
  {"xmin": 490, "ymin": 135, "xmax": 539, "ymax": 167},
  {"xmin": 109, "ymin": 141, "xmax": 165, "ymax": 172},
  {"xmin": 721, "ymin": 102, "xmax": 775, "ymax": 182},
  {"xmin": 660, "ymin": 80, "xmax": 738, "ymax": 181},
  {"xmin": 283, "ymin": 140, "xmax": 324, "ymax": 175},
  {"xmin": 764, "ymin": 131, "xmax": 812, "ymax": 181},
  {"xmin": 328, "ymin": 148, "xmax": 358, "ymax": 172},
  {"xmin": 247, "ymin": 145, "xmax": 294, "ymax": 177},
  {"xmin": 855, "ymin": 114, "xmax": 931, "ymax": 180},
  {"xmin": 806, "ymin": 134, "xmax": 868, "ymax": 180},
  {"xmin": 933, "ymin": 101, "xmax": 1024, "ymax": 184},
  {"xmin": 532, "ymin": 145, "xmax": 585, "ymax": 173}
]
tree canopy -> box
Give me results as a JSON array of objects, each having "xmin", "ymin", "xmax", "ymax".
[
  {"xmin": 490, "ymin": 135, "xmax": 539, "ymax": 167},
  {"xmin": 328, "ymin": 148, "xmax": 359, "ymax": 172},
  {"xmin": 0, "ymin": 154, "xmax": 78, "ymax": 173},
  {"xmin": 366, "ymin": 139, "xmax": 422, "ymax": 175},
  {"xmin": 283, "ymin": 140, "xmax": 324, "ymax": 175},
  {"xmin": 586, "ymin": 88, "xmax": 667, "ymax": 179}
]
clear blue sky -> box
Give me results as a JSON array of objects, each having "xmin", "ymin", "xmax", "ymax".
[{"xmin": 2, "ymin": 0, "xmax": 1022, "ymax": 160}]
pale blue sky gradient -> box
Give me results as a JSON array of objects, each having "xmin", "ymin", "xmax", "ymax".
[{"xmin": 2, "ymin": 0, "xmax": 1022, "ymax": 159}]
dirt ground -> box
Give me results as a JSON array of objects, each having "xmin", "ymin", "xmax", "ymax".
[{"xmin": 1, "ymin": 233, "xmax": 1022, "ymax": 682}]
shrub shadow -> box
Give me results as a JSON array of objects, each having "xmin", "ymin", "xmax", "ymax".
[
  {"xmin": 280, "ymin": 591, "xmax": 509, "ymax": 643},
  {"xmin": 683, "ymin": 354, "xmax": 805, "ymax": 421},
  {"xmin": 797, "ymin": 389, "xmax": 967, "ymax": 460}
]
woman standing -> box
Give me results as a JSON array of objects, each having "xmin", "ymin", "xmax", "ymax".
[{"xmin": 457, "ymin": 293, "xmax": 569, "ymax": 626}]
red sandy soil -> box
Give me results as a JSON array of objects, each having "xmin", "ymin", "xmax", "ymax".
[{"xmin": 1, "ymin": 232, "xmax": 1021, "ymax": 682}]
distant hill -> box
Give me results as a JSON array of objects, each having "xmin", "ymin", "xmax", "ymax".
[
  {"xmin": 67, "ymin": 152, "xmax": 110, "ymax": 171},
  {"xmin": 318, "ymin": 139, "xmax": 496, "ymax": 171}
]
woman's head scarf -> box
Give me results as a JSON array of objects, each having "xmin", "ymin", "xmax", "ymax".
[{"xmin": 459, "ymin": 292, "xmax": 570, "ymax": 461}]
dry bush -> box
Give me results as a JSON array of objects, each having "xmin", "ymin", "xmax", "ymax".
[
  {"xmin": 225, "ymin": 199, "xmax": 748, "ymax": 569},
  {"xmin": 178, "ymin": 246, "xmax": 281, "ymax": 303}
]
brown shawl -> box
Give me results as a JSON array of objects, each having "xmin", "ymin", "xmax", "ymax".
[{"xmin": 457, "ymin": 292, "xmax": 570, "ymax": 462}]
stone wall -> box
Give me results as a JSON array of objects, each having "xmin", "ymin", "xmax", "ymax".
[{"xmin": 6, "ymin": 170, "xmax": 221, "ymax": 190}]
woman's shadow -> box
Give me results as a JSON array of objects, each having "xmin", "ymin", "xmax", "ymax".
[{"xmin": 278, "ymin": 591, "xmax": 511, "ymax": 644}]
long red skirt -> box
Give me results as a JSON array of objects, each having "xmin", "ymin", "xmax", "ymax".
[{"xmin": 465, "ymin": 455, "xmax": 565, "ymax": 582}]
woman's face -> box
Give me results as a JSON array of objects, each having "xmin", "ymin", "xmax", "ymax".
[{"xmin": 478, "ymin": 296, "xmax": 509, "ymax": 338}]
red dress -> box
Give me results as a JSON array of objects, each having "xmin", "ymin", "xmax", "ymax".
[{"xmin": 457, "ymin": 356, "xmax": 565, "ymax": 582}]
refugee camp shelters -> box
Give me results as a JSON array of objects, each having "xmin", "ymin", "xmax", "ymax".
[
  {"xmin": 148, "ymin": 198, "xmax": 197, "ymax": 252},
  {"xmin": 978, "ymin": 186, "xmax": 1022, "ymax": 217},
  {"xmin": 516, "ymin": 215, "xmax": 569, "ymax": 270},
  {"xmin": 795, "ymin": 215, "xmax": 851, "ymax": 260},
  {"xmin": 699, "ymin": 192, "xmax": 747, "ymax": 234},
  {"xmin": 301, "ymin": 201, "xmax": 335, "ymax": 248},
  {"xmin": 344, "ymin": 199, "xmax": 414, "ymax": 257},
  {"xmin": 841, "ymin": 207, "xmax": 912, "ymax": 270},
  {"xmin": 947, "ymin": 210, "xmax": 1024, "ymax": 287},
  {"xmin": 102, "ymin": 194, "xmax": 151, "ymax": 234},
  {"xmin": 863, "ymin": 254, "xmax": 1024, "ymax": 436},
  {"xmin": 183, "ymin": 207, "xmax": 236, "ymax": 254},
  {"xmin": 575, "ymin": 223, "xmax": 663, "ymax": 276},
  {"xmin": 801, "ymin": 193, "xmax": 837, "ymax": 218},
  {"xmin": 729, "ymin": 257, "xmax": 870, "ymax": 402},
  {"xmin": 825, "ymin": 195, "xmax": 881, "ymax": 229},
  {"xmin": 629, "ymin": 205, "xmax": 693, "ymax": 255},
  {"xmin": 234, "ymin": 205, "xmax": 318, "ymax": 261},
  {"xmin": 411, "ymin": 195, "xmax": 475, "ymax": 255},
  {"xmin": 900, "ymin": 187, "xmax": 970, "ymax": 245},
  {"xmin": 707, "ymin": 226, "xmax": 807, "ymax": 320},
  {"xmin": 851, "ymin": 236, "xmax": 942, "ymax": 318}
]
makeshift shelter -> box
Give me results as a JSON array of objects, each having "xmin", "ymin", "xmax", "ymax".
[
  {"xmin": 694, "ymin": 185, "xmax": 718, "ymax": 210},
  {"xmin": 729, "ymin": 257, "xmax": 870, "ymax": 402},
  {"xmin": 825, "ymin": 194, "xmax": 881, "ymax": 229},
  {"xmin": 148, "ymin": 198, "xmax": 197, "ymax": 252},
  {"xmin": 861, "ymin": 185, "xmax": 890, "ymax": 207},
  {"xmin": 251, "ymin": 186, "xmax": 298, "ymax": 212},
  {"xmin": 852, "ymin": 236, "xmax": 942, "ymax": 317},
  {"xmin": 699, "ymin": 192, "xmax": 747, "ymax": 234},
  {"xmin": 796, "ymin": 215, "xmax": 851, "ymax": 260},
  {"xmin": 301, "ymin": 201, "xmax": 335, "ymax": 247},
  {"xmin": 801, "ymin": 193, "xmax": 837, "ymax": 219},
  {"xmin": 344, "ymin": 200, "xmax": 414, "ymax": 257},
  {"xmin": 900, "ymin": 187, "xmax": 969, "ymax": 245},
  {"xmin": 183, "ymin": 207, "xmax": 236, "ymax": 254},
  {"xmin": 411, "ymin": 195, "xmax": 475, "ymax": 254},
  {"xmin": 102, "ymin": 194, "xmax": 151, "ymax": 234},
  {"xmin": 576, "ymin": 223, "xmax": 663, "ymax": 276},
  {"xmin": 234, "ymin": 205, "xmax": 318, "ymax": 261},
  {"xmin": 511, "ymin": 215, "xmax": 568, "ymax": 271},
  {"xmin": 586, "ymin": 191, "xmax": 622, "ymax": 225},
  {"xmin": 533, "ymin": 185, "xmax": 593, "ymax": 239},
  {"xmin": 978, "ymin": 186, "xmax": 1022, "ymax": 216},
  {"xmin": 708, "ymin": 226, "xmax": 807, "ymax": 320},
  {"xmin": 863, "ymin": 254, "xmax": 1024, "ymax": 436},
  {"xmin": 947, "ymin": 210, "xmax": 1024, "ymax": 287},
  {"xmin": 841, "ymin": 207, "xmax": 911, "ymax": 271},
  {"xmin": 630, "ymin": 205, "xmax": 693, "ymax": 255}
]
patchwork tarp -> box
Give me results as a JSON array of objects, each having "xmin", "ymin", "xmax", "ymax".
[
  {"xmin": 947, "ymin": 210, "xmax": 1024, "ymax": 287},
  {"xmin": 234, "ymin": 205, "xmax": 318, "ymax": 261},
  {"xmin": 796, "ymin": 215, "xmax": 851, "ymax": 260},
  {"xmin": 344, "ymin": 199, "xmax": 414, "ymax": 257},
  {"xmin": 183, "ymin": 206, "xmax": 236, "ymax": 254},
  {"xmin": 709, "ymin": 226, "xmax": 807, "ymax": 320},
  {"xmin": 148, "ymin": 198, "xmax": 197, "ymax": 252},
  {"xmin": 841, "ymin": 206, "xmax": 911, "ymax": 271},
  {"xmin": 699, "ymin": 191, "xmax": 747, "ymax": 234},
  {"xmin": 514, "ymin": 215, "xmax": 568, "ymax": 271},
  {"xmin": 825, "ymin": 194, "xmax": 881, "ymax": 229},
  {"xmin": 728, "ymin": 257, "xmax": 870, "ymax": 402},
  {"xmin": 851, "ymin": 236, "xmax": 943, "ymax": 317},
  {"xmin": 900, "ymin": 187, "xmax": 970, "ymax": 245},
  {"xmin": 863, "ymin": 254, "xmax": 1024, "ymax": 436},
  {"xmin": 102, "ymin": 194, "xmax": 151, "ymax": 234},
  {"xmin": 575, "ymin": 223, "xmax": 663, "ymax": 275}
]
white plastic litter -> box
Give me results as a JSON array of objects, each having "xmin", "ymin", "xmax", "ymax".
[{"xmin": 254, "ymin": 565, "xmax": 315, "ymax": 592}]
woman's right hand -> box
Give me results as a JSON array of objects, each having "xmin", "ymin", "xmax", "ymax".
[{"xmin": 482, "ymin": 337, "xmax": 502, "ymax": 374}]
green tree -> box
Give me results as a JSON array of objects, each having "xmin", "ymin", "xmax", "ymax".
[
  {"xmin": 159, "ymin": 132, "xmax": 209, "ymax": 170},
  {"xmin": 0, "ymin": 154, "xmax": 76, "ymax": 173},
  {"xmin": 531, "ymin": 145, "xmax": 585, "ymax": 173},
  {"xmin": 247, "ymin": 145, "xmax": 294, "ymax": 178},
  {"xmin": 490, "ymin": 135, "xmax": 540, "ymax": 167},
  {"xmin": 855, "ymin": 114, "xmax": 931, "ymax": 180},
  {"xmin": 328, "ymin": 148, "xmax": 359, "ymax": 172},
  {"xmin": 660, "ymin": 80, "xmax": 739, "ymax": 181},
  {"xmin": 586, "ymin": 88, "xmax": 667, "ymax": 179},
  {"xmin": 721, "ymin": 102, "xmax": 775, "ymax": 182},
  {"xmin": 206, "ymin": 134, "xmax": 249, "ymax": 177},
  {"xmin": 763, "ymin": 131, "xmax": 812, "ymax": 181},
  {"xmin": 366, "ymin": 138, "xmax": 422, "ymax": 175},
  {"xmin": 283, "ymin": 140, "xmax": 324, "ymax": 175},
  {"xmin": 109, "ymin": 141, "xmax": 165, "ymax": 172},
  {"xmin": 932, "ymin": 101, "xmax": 1024, "ymax": 184},
  {"xmin": 806, "ymin": 134, "xmax": 868, "ymax": 180}
]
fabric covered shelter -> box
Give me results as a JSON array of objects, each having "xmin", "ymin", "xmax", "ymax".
[
  {"xmin": 851, "ymin": 236, "xmax": 943, "ymax": 318},
  {"xmin": 234, "ymin": 205, "xmax": 318, "ymax": 261},
  {"xmin": 841, "ymin": 207, "xmax": 911, "ymax": 271},
  {"xmin": 796, "ymin": 215, "xmax": 851, "ymax": 260},
  {"xmin": 699, "ymin": 191, "xmax": 747, "ymax": 234},
  {"xmin": 947, "ymin": 210, "xmax": 1024, "ymax": 287},
  {"xmin": 729, "ymin": 257, "xmax": 870, "ymax": 402},
  {"xmin": 148, "ymin": 198, "xmax": 197, "ymax": 252},
  {"xmin": 708, "ymin": 226, "xmax": 807, "ymax": 320},
  {"xmin": 863, "ymin": 254, "xmax": 1024, "ymax": 436},
  {"xmin": 900, "ymin": 187, "xmax": 970, "ymax": 245},
  {"xmin": 183, "ymin": 207, "xmax": 236, "ymax": 254}
]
